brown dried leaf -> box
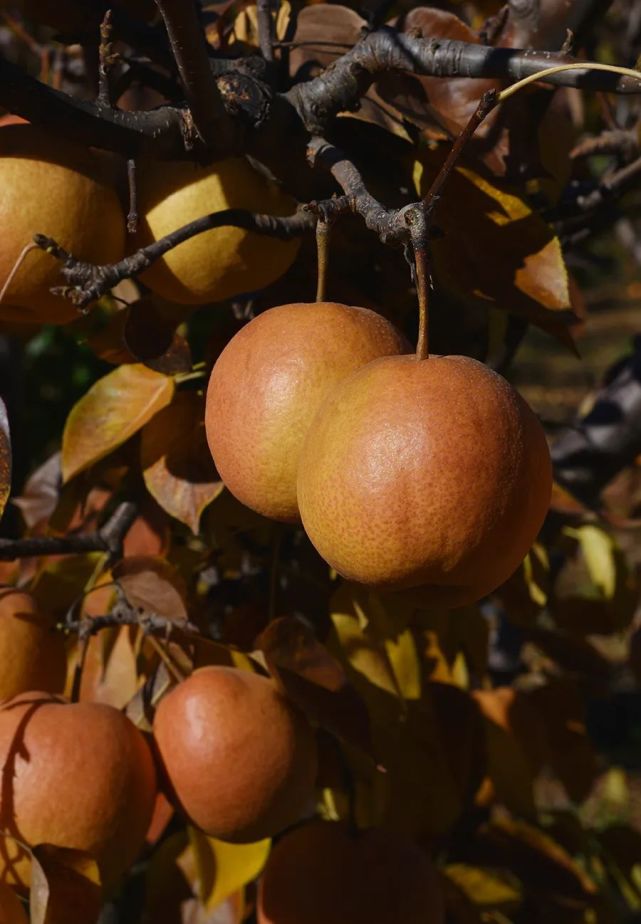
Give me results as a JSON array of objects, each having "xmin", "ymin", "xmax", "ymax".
[
  {"xmin": 62, "ymin": 364, "xmax": 175, "ymax": 482},
  {"xmin": 12, "ymin": 451, "xmax": 61, "ymax": 530},
  {"xmin": 383, "ymin": 8, "xmax": 499, "ymax": 135},
  {"xmin": 290, "ymin": 6, "xmax": 412, "ymax": 141},
  {"xmin": 256, "ymin": 616, "xmax": 374, "ymax": 758},
  {"xmin": 84, "ymin": 307, "xmax": 135, "ymax": 365},
  {"xmin": 113, "ymin": 555, "xmax": 188, "ymax": 623},
  {"xmin": 30, "ymin": 845, "xmax": 102, "ymax": 924},
  {"xmin": 140, "ymin": 392, "xmax": 223, "ymax": 534}
]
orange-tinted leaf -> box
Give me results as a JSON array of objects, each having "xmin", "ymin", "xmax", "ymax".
[
  {"xmin": 62, "ymin": 364, "xmax": 175, "ymax": 482},
  {"xmin": 414, "ymin": 156, "xmax": 573, "ymax": 332},
  {"xmin": 84, "ymin": 306, "xmax": 135, "ymax": 365},
  {"xmin": 0, "ymin": 397, "xmax": 10, "ymax": 522},
  {"xmin": 113, "ymin": 556, "xmax": 188, "ymax": 623},
  {"xmin": 140, "ymin": 392, "xmax": 223, "ymax": 534},
  {"xmin": 79, "ymin": 626, "xmax": 140, "ymax": 709},
  {"xmin": 257, "ymin": 616, "xmax": 374, "ymax": 758},
  {"xmin": 30, "ymin": 845, "xmax": 102, "ymax": 924}
]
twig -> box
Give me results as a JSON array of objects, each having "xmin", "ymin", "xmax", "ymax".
[
  {"xmin": 257, "ymin": 0, "xmax": 275, "ymax": 63},
  {"xmin": 127, "ymin": 158, "xmax": 138, "ymax": 235},
  {"xmin": 420, "ymin": 89, "xmax": 499, "ymax": 218},
  {"xmin": 153, "ymin": 0, "xmax": 228, "ymax": 147},
  {"xmin": 67, "ymin": 608, "xmax": 199, "ymax": 641},
  {"xmin": 0, "ymin": 501, "xmax": 137, "ymax": 561},
  {"xmin": 32, "ymin": 207, "xmax": 315, "ymax": 310},
  {"xmin": 97, "ymin": 9, "xmax": 117, "ymax": 108},
  {"xmin": 571, "ymin": 128, "xmax": 640, "ymax": 160}
]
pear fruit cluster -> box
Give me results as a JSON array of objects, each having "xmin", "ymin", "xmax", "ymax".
[{"xmin": 205, "ymin": 302, "xmax": 552, "ymax": 604}]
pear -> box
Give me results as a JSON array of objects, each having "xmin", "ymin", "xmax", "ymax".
[
  {"xmin": 297, "ymin": 353, "xmax": 552, "ymax": 606},
  {"xmin": 205, "ymin": 302, "xmax": 408, "ymax": 522}
]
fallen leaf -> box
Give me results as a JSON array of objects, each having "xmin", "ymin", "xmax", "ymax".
[
  {"xmin": 62, "ymin": 364, "xmax": 175, "ymax": 482},
  {"xmin": 141, "ymin": 392, "xmax": 223, "ymax": 534}
]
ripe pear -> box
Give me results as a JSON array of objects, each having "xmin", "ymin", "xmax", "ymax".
[
  {"xmin": 257, "ymin": 821, "xmax": 444, "ymax": 924},
  {"xmin": 0, "ymin": 589, "xmax": 66, "ymax": 701},
  {"xmin": 0, "ymin": 883, "xmax": 27, "ymax": 924},
  {"xmin": 0, "ymin": 121, "xmax": 125, "ymax": 325},
  {"xmin": 133, "ymin": 157, "xmax": 300, "ymax": 304},
  {"xmin": 205, "ymin": 302, "xmax": 408, "ymax": 521},
  {"xmin": 0, "ymin": 693, "xmax": 157, "ymax": 893},
  {"xmin": 297, "ymin": 354, "xmax": 552, "ymax": 605},
  {"xmin": 153, "ymin": 666, "xmax": 317, "ymax": 843}
]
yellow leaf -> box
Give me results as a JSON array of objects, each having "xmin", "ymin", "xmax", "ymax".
[
  {"xmin": 565, "ymin": 525, "xmax": 616, "ymax": 599},
  {"xmin": 62, "ymin": 364, "xmax": 175, "ymax": 482},
  {"xmin": 444, "ymin": 864, "xmax": 522, "ymax": 910},
  {"xmin": 187, "ymin": 828, "xmax": 270, "ymax": 910}
]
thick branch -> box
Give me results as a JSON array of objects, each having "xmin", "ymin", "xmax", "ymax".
[
  {"xmin": 35, "ymin": 207, "xmax": 316, "ymax": 309},
  {"xmin": 0, "ymin": 501, "xmax": 137, "ymax": 561},
  {"xmin": 154, "ymin": 0, "xmax": 228, "ymax": 148},
  {"xmin": 308, "ymin": 138, "xmax": 410, "ymax": 243},
  {"xmin": 290, "ymin": 27, "xmax": 641, "ymax": 133},
  {"xmin": 0, "ymin": 53, "xmax": 187, "ymax": 158}
]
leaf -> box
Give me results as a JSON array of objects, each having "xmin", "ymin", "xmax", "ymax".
[
  {"xmin": 383, "ymin": 8, "xmax": 499, "ymax": 135},
  {"xmin": 141, "ymin": 392, "xmax": 224, "ymax": 534},
  {"xmin": 125, "ymin": 659, "xmax": 175, "ymax": 732},
  {"xmin": 0, "ymin": 396, "xmax": 11, "ymax": 522},
  {"xmin": 256, "ymin": 616, "xmax": 374, "ymax": 759},
  {"xmin": 188, "ymin": 828, "xmax": 270, "ymax": 910},
  {"xmin": 12, "ymin": 452, "xmax": 60, "ymax": 530},
  {"xmin": 414, "ymin": 155, "xmax": 573, "ymax": 333},
  {"xmin": 289, "ymin": 6, "xmax": 413, "ymax": 141},
  {"xmin": 79, "ymin": 626, "xmax": 140, "ymax": 710},
  {"xmin": 30, "ymin": 845, "xmax": 102, "ymax": 924},
  {"xmin": 564, "ymin": 525, "xmax": 616, "ymax": 598},
  {"xmin": 62, "ymin": 364, "xmax": 175, "ymax": 482},
  {"xmin": 113, "ymin": 556, "xmax": 188, "ymax": 623},
  {"xmin": 124, "ymin": 298, "xmax": 192, "ymax": 375},
  {"xmin": 444, "ymin": 864, "xmax": 522, "ymax": 911},
  {"xmin": 475, "ymin": 816, "xmax": 598, "ymax": 903}
]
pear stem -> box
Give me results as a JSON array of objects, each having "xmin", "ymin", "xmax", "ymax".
[
  {"xmin": 410, "ymin": 218, "xmax": 431, "ymax": 361},
  {"xmin": 411, "ymin": 88, "xmax": 499, "ymax": 361},
  {"xmin": 315, "ymin": 217, "xmax": 331, "ymax": 302}
]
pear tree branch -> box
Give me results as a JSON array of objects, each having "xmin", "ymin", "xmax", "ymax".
[{"xmin": 0, "ymin": 502, "xmax": 137, "ymax": 561}]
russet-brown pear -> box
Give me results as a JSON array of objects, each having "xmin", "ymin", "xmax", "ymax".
[
  {"xmin": 297, "ymin": 353, "xmax": 552, "ymax": 605},
  {"xmin": 257, "ymin": 821, "xmax": 444, "ymax": 924},
  {"xmin": 205, "ymin": 302, "xmax": 408, "ymax": 521}
]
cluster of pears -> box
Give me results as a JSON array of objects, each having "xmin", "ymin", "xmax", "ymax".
[
  {"xmin": 0, "ymin": 118, "xmax": 299, "ymax": 325},
  {"xmin": 205, "ymin": 301, "xmax": 553, "ymax": 606}
]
